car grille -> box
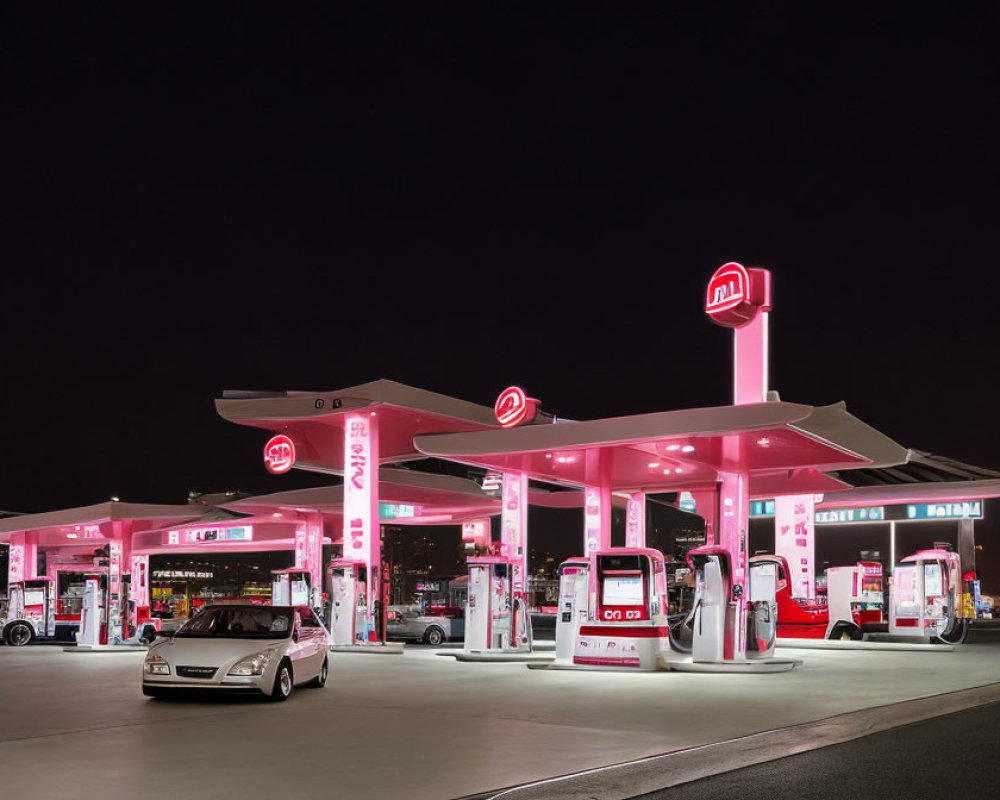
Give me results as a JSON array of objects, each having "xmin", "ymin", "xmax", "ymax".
[{"xmin": 176, "ymin": 666, "xmax": 218, "ymax": 679}]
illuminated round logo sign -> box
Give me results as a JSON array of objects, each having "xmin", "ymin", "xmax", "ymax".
[
  {"xmin": 705, "ymin": 262, "xmax": 769, "ymax": 328},
  {"xmin": 264, "ymin": 434, "xmax": 295, "ymax": 474},
  {"xmin": 495, "ymin": 386, "xmax": 534, "ymax": 428}
]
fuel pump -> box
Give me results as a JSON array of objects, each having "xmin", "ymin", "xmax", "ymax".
[
  {"xmin": 77, "ymin": 573, "xmax": 106, "ymax": 646},
  {"xmin": 464, "ymin": 556, "xmax": 530, "ymax": 653},
  {"xmin": 328, "ymin": 559, "xmax": 368, "ymax": 646},
  {"xmin": 572, "ymin": 548, "xmax": 669, "ymax": 670},
  {"xmin": 553, "ymin": 557, "xmax": 589, "ymax": 667},
  {"xmin": 825, "ymin": 562, "xmax": 884, "ymax": 639},
  {"xmin": 271, "ymin": 568, "xmax": 313, "ymax": 608},
  {"xmin": 746, "ymin": 559, "xmax": 777, "ymax": 658},
  {"xmin": 686, "ymin": 545, "xmax": 734, "ymax": 662},
  {"xmin": 890, "ymin": 545, "xmax": 969, "ymax": 644}
]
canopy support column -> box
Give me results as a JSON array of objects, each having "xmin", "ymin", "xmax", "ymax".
[
  {"xmin": 295, "ymin": 513, "xmax": 325, "ymax": 606},
  {"xmin": 343, "ymin": 411, "xmax": 381, "ymax": 643},
  {"xmin": 501, "ymin": 471, "xmax": 529, "ymax": 597},
  {"xmin": 774, "ymin": 494, "xmax": 816, "ymax": 599},
  {"xmin": 584, "ymin": 450, "xmax": 613, "ymax": 557},
  {"xmin": 958, "ymin": 518, "xmax": 976, "ymax": 600},
  {"xmin": 690, "ymin": 489, "xmax": 719, "ymax": 546},
  {"xmin": 718, "ymin": 465, "xmax": 749, "ymax": 659},
  {"xmin": 7, "ymin": 531, "xmax": 38, "ymax": 582},
  {"xmin": 625, "ymin": 492, "xmax": 646, "ymax": 548}
]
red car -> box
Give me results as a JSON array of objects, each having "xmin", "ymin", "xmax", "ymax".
[{"xmin": 749, "ymin": 555, "xmax": 872, "ymax": 639}]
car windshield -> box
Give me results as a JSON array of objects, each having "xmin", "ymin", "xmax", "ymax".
[{"xmin": 175, "ymin": 606, "xmax": 293, "ymax": 639}]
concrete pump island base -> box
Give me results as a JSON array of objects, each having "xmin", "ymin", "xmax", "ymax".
[{"xmin": 2, "ymin": 635, "xmax": 1000, "ymax": 800}]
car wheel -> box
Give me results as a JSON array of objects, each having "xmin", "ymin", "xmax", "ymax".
[
  {"xmin": 270, "ymin": 660, "xmax": 293, "ymax": 702},
  {"xmin": 5, "ymin": 621, "xmax": 34, "ymax": 647},
  {"xmin": 423, "ymin": 626, "xmax": 445, "ymax": 646},
  {"xmin": 139, "ymin": 624, "xmax": 158, "ymax": 645},
  {"xmin": 308, "ymin": 657, "xmax": 329, "ymax": 688},
  {"xmin": 827, "ymin": 622, "xmax": 863, "ymax": 641}
]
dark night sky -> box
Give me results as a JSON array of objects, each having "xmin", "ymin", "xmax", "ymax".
[{"xmin": 3, "ymin": 5, "xmax": 1000, "ymax": 577}]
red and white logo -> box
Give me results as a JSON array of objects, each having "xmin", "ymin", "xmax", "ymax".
[
  {"xmin": 706, "ymin": 262, "xmax": 750, "ymax": 314},
  {"xmin": 264, "ymin": 434, "xmax": 295, "ymax": 474},
  {"xmin": 495, "ymin": 386, "xmax": 535, "ymax": 427},
  {"xmin": 705, "ymin": 262, "xmax": 770, "ymax": 327}
]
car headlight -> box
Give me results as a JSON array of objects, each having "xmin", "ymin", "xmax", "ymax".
[
  {"xmin": 143, "ymin": 652, "xmax": 170, "ymax": 675},
  {"xmin": 227, "ymin": 647, "xmax": 278, "ymax": 677}
]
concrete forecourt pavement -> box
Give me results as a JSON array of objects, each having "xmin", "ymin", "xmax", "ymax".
[{"xmin": 1, "ymin": 632, "xmax": 999, "ymax": 800}]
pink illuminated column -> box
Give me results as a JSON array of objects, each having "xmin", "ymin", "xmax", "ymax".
[
  {"xmin": 583, "ymin": 487, "xmax": 612, "ymax": 557},
  {"xmin": 294, "ymin": 513, "xmax": 325, "ymax": 590},
  {"xmin": 108, "ymin": 520, "xmax": 128, "ymax": 637},
  {"xmin": 501, "ymin": 472, "xmax": 529, "ymax": 595},
  {"xmin": 625, "ymin": 492, "xmax": 646, "ymax": 548},
  {"xmin": 690, "ymin": 489, "xmax": 719, "ymax": 546},
  {"xmin": 775, "ymin": 495, "xmax": 815, "ymax": 599},
  {"xmin": 733, "ymin": 311, "xmax": 769, "ymax": 405},
  {"xmin": 718, "ymin": 445, "xmax": 750, "ymax": 660},
  {"xmin": 584, "ymin": 449, "xmax": 612, "ymax": 557},
  {"xmin": 343, "ymin": 412, "xmax": 381, "ymax": 642},
  {"xmin": 8, "ymin": 531, "xmax": 38, "ymax": 582},
  {"xmin": 130, "ymin": 554, "xmax": 150, "ymax": 607}
]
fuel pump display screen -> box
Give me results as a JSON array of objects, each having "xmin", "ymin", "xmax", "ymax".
[{"xmin": 603, "ymin": 576, "xmax": 643, "ymax": 606}]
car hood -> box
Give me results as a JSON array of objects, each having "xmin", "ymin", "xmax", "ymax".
[{"xmin": 150, "ymin": 636, "xmax": 289, "ymax": 665}]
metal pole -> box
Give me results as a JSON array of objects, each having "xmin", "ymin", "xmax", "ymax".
[{"xmin": 889, "ymin": 521, "xmax": 896, "ymax": 575}]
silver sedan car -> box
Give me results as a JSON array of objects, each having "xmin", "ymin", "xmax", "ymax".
[{"xmin": 142, "ymin": 604, "xmax": 329, "ymax": 701}]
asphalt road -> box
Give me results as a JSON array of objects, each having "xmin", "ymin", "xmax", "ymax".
[{"xmin": 634, "ymin": 700, "xmax": 1000, "ymax": 799}]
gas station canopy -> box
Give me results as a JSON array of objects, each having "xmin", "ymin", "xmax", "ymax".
[
  {"xmin": 0, "ymin": 501, "xmax": 202, "ymax": 545},
  {"xmin": 415, "ymin": 400, "xmax": 907, "ymax": 496},
  {"xmin": 215, "ymin": 379, "xmax": 500, "ymax": 474}
]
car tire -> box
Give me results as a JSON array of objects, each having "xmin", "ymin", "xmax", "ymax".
[
  {"xmin": 827, "ymin": 622, "xmax": 863, "ymax": 641},
  {"xmin": 423, "ymin": 626, "xmax": 445, "ymax": 646},
  {"xmin": 308, "ymin": 657, "xmax": 329, "ymax": 688},
  {"xmin": 270, "ymin": 660, "xmax": 293, "ymax": 702},
  {"xmin": 5, "ymin": 621, "xmax": 34, "ymax": 647}
]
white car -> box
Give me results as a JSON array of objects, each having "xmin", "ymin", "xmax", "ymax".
[{"xmin": 142, "ymin": 604, "xmax": 329, "ymax": 701}]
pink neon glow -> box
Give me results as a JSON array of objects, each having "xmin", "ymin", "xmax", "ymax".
[
  {"xmin": 8, "ymin": 543, "xmax": 25, "ymax": 582},
  {"xmin": 264, "ymin": 434, "xmax": 295, "ymax": 474},
  {"xmin": 775, "ymin": 494, "xmax": 815, "ymax": 599},
  {"xmin": 625, "ymin": 493, "xmax": 646, "ymax": 548},
  {"xmin": 343, "ymin": 413, "xmax": 379, "ymax": 639},
  {"xmin": 501, "ymin": 472, "xmax": 528, "ymax": 595}
]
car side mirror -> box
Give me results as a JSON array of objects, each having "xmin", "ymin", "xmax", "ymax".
[{"xmin": 292, "ymin": 628, "xmax": 299, "ymax": 643}]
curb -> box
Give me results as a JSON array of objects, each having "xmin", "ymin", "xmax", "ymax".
[{"xmin": 457, "ymin": 681, "xmax": 1000, "ymax": 800}]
